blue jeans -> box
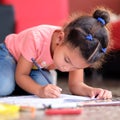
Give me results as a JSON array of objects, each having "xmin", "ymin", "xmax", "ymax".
[{"xmin": 0, "ymin": 43, "xmax": 53, "ymax": 96}]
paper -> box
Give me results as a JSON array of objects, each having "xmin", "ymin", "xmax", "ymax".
[
  {"xmin": 79, "ymin": 99, "xmax": 120, "ymax": 107},
  {"xmin": 0, "ymin": 94, "xmax": 119, "ymax": 109},
  {"xmin": 0, "ymin": 94, "xmax": 91, "ymax": 109}
]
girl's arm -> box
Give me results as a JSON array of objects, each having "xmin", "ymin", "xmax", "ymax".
[
  {"xmin": 68, "ymin": 69, "xmax": 91, "ymax": 96},
  {"xmin": 68, "ymin": 69, "xmax": 112, "ymax": 99},
  {"xmin": 15, "ymin": 55, "xmax": 61, "ymax": 98}
]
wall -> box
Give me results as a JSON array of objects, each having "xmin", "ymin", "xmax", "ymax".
[
  {"xmin": 69, "ymin": 0, "xmax": 120, "ymax": 14},
  {"xmin": 2, "ymin": 0, "xmax": 69, "ymax": 33}
]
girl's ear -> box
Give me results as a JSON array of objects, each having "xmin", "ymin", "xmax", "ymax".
[{"xmin": 55, "ymin": 30, "xmax": 64, "ymax": 45}]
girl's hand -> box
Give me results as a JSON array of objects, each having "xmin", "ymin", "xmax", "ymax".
[
  {"xmin": 89, "ymin": 87, "xmax": 112, "ymax": 99},
  {"xmin": 37, "ymin": 84, "xmax": 62, "ymax": 98}
]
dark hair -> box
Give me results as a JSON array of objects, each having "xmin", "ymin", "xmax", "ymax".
[{"xmin": 63, "ymin": 9, "xmax": 111, "ymax": 68}]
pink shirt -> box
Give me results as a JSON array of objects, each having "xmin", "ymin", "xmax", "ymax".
[{"xmin": 5, "ymin": 25, "xmax": 61, "ymax": 68}]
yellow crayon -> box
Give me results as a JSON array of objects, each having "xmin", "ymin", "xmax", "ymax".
[{"xmin": 0, "ymin": 103, "xmax": 20, "ymax": 114}]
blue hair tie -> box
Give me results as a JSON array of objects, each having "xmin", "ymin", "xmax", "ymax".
[
  {"xmin": 86, "ymin": 34, "xmax": 93, "ymax": 41},
  {"xmin": 97, "ymin": 17, "xmax": 106, "ymax": 25},
  {"xmin": 101, "ymin": 48, "xmax": 106, "ymax": 53}
]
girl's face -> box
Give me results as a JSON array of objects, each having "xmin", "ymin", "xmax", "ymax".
[
  {"xmin": 53, "ymin": 43, "xmax": 90, "ymax": 72},
  {"xmin": 51, "ymin": 30, "xmax": 90, "ymax": 72}
]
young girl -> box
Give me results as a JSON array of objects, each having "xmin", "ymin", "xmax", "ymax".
[{"xmin": 0, "ymin": 8, "xmax": 112, "ymax": 99}]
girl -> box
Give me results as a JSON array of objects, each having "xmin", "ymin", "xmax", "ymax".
[{"xmin": 0, "ymin": 8, "xmax": 112, "ymax": 99}]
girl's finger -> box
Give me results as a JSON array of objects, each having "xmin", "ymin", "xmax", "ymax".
[
  {"xmin": 102, "ymin": 90, "xmax": 112, "ymax": 99},
  {"xmin": 96, "ymin": 89, "xmax": 104, "ymax": 99}
]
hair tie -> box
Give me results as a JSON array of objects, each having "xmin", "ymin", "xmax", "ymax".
[
  {"xmin": 101, "ymin": 48, "xmax": 106, "ymax": 53},
  {"xmin": 97, "ymin": 17, "xmax": 106, "ymax": 25},
  {"xmin": 86, "ymin": 34, "xmax": 93, "ymax": 41}
]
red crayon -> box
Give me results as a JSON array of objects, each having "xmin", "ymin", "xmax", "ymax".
[{"xmin": 45, "ymin": 108, "xmax": 82, "ymax": 115}]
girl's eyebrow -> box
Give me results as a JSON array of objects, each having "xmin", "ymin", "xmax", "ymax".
[{"xmin": 68, "ymin": 57, "xmax": 81, "ymax": 69}]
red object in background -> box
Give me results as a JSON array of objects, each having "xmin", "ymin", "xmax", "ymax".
[
  {"xmin": 2, "ymin": 0, "xmax": 68, "ymax": 33},
  {"xmin": 45, "ymin": 108, "xmax": 82, "ymax": 115},
  {"xmin": 110, "ymin": 21, "xmax": 120, "ymax": 50}
]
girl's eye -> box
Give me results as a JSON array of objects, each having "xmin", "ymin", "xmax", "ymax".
[{"xmin": 65, "ymin": 57, "xmax": 70, "ymax": 63}]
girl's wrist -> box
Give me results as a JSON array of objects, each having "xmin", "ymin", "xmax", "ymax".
[
  {"xmin": 78, "ymin": 83, "xmax": 94, "ymax": 96},
  {"xmin": 32, "ymin": 85, "xmax": 43, "ymax": 97}
]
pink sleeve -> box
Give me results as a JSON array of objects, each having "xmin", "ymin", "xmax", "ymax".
[{"xmin": 20, "ymin": 30, "xmax": 42, "ymax": 62}]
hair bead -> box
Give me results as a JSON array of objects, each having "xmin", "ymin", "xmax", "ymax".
[
  {"xmin": 86, "ymin": 34, "xmax": 93, "ymax": 41},
  {"xmin": 101, "ymin": 48, "xmax": 106, "ymax": 53},
  {"xmin": 97, "ymin": 17, "xmax": 106, "ymax": 25}
]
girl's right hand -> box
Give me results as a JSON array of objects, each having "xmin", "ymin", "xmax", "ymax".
[{"xmin": 37, "ymin": 84, "xmax": 62, "ymax": 98}]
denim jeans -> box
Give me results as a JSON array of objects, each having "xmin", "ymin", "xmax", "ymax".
[{"xmin": 0, "ymin": 43, "xmax": 53, "ymax": 96}]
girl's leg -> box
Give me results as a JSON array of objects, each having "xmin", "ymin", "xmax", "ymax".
[
  {"xmin": 0, "ymin": 43, "xmax": 16, "ymax": 96},
  {"xmin": 30, "ymin": 69, "xmax": 53, "ymax": 86}
]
